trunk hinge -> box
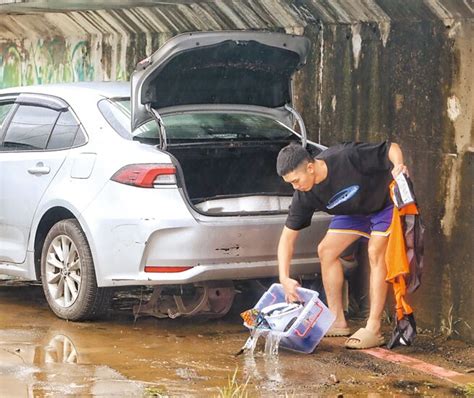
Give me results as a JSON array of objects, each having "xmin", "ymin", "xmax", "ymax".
[
  {"xmin": 284, "ymin": 104, "xmax": 307, "ymax": 148},
  {"xmin": 146, "ymin": 103, "xmax": 168, "ymax": 150}
]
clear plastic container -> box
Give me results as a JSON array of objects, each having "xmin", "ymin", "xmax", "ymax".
[{"xmin": 247, "ymin": 283, "xmax": 335, "ymax": 353}]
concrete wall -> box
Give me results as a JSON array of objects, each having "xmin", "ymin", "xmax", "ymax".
[{"xmin": 0, "ymin": 0, "xmax": 472, "ymax": 341}]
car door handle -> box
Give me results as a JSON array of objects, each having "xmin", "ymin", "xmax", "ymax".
[{"xmin": 28, "ymin": 163, "xmax": 51, "ymax": 175}]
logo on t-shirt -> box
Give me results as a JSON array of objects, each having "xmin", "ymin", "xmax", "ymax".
[{"xmin": 326, "ymin": 185, "xmax": 360, "ymax": 209}]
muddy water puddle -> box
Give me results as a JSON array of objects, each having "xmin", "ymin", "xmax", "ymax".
[{"xmin": 0, "ymin": 281, "xmax": 471, "ymax": 397}]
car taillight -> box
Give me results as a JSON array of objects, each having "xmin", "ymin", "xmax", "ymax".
[{"xmin": 111, "ymin": 164, "xmax": 176, "ymax": 188}]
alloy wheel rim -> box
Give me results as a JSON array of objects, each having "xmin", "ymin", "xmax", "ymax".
[{"xmin": 45, "ymin": 235, "xmax": 82, "ymax": 308}]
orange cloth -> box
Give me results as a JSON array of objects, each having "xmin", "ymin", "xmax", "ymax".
[{"xmin": 385, "ymin": 181, "xmax": 419, "ymax": 320}]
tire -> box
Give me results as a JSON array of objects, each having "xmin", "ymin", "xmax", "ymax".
[{"xmin": 40, "ymin": 219, "xmax": 112, "ymax": 321}]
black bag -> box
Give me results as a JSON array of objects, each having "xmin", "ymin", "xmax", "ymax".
[{"xmin": 387, "ymin": 313, "xmax": 417, "ymax": 349}]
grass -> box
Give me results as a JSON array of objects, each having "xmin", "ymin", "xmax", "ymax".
[
  {"xmin": 217, "ymin": 368, "xmax": 250, "ymax": 398},
  {"xmin": 440, "ymin": 305, "xmax": 472, "ymax": 338},
  {"xmin": 382, "ymin": 309, "xmax": 394, "ymax": 325},
  {"xmin": 464, "ymin": 383, "xmax": 474, "ymax": 396},
  {"xmin": 454, "ymin": 382, "xmax": 474, "ymax": 397},
  {"xmin": 144, "ymin": 385, "xmax": 168, "ymax": 397}
]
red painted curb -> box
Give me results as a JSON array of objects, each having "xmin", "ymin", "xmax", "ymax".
[{"xmin": 362, "ymin": 347, "xmax": 474, "ymax": 385}]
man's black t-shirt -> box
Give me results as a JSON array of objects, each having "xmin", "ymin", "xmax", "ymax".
[{"xmin": 285, "ymin": 141, "xmax": 393, "ymax": 231}]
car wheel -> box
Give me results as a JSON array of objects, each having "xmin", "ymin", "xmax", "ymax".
[{"xmin": 41, "ymin": 219, "xmax": 112, "ymax": 321}]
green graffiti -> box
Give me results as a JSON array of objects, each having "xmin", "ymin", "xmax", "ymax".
[
  {"xmin": 1, "ymin": 37, "xmax": 96, "ymax": 88},
  {"xmin": 0, "ymin": 36, "xmax": 138, "ymax": 88},
  {"xmin": 1, "ymin": 47, "xmax": 22, "ymax": 88},
  {"xmin": 71, "ymin": 41, "xmax": 94, "ymax": 82},
  {"xmin": 116, "ymin": 64, "xmax": 127, "ymax": 81}
]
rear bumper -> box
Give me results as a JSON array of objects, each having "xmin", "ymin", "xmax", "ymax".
[
  {"xmin": 108, "ymin": 257, "xmax": 321, "ymax": 286},
  {"xmin": 80, "ymin": 182, "xmax": 331, "ymax": 287}
]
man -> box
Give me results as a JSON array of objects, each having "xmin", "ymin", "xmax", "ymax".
[{"xmin": 276, "ymin": 141, "xmax": 408, "ymax": 349}]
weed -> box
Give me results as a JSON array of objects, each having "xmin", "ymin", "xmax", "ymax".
[
  {"xmin": 144, "ymin": 385, "xmax": 168, "ymax": 397},
  {"xmin": 464, "ymin": 383, "xmax": 474, "ymax": 396},
  {"xmin": 440, "ymin": 306, "xmax": 472, "ymax": 338},
  {"xmin": 382, "ymin": 309, "xmax": 393, "ymax": 325},
  {"xmin": 454, "ymin": 382, "xmax": 474, "ymax": 397},
  {"xmin": 217, "ymin": 368, "xmax": 250, "ymax": 398}
]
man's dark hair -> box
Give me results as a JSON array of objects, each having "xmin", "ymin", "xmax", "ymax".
[{"xmin": 276, "ymin": 143, "xmax": 313, "ymax": 176}]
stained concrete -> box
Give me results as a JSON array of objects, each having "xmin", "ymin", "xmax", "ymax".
[{"xmin": 0, "ymin": 0, "xmax": 472, "ymax": 341}]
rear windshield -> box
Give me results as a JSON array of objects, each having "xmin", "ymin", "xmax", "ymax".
[{"xmin": 98, "ymin": 98, "xmax": 295, "ymax": 142}]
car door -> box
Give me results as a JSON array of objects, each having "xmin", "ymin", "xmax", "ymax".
[{"xmin": 0, "ymin": 93, "xmax": 78, "ymax": 264}]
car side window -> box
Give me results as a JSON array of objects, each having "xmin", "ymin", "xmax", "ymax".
[
  {"xmin": 0, "ymin": 102, "xmax": 14, "ymax": 130},
  {"xmin": 47, "ymin": 110, "xmax": 85, "ymax": 150},
  {"xmin": 3, "ymin": 105, "xmax": 59, "ymax": 151}
]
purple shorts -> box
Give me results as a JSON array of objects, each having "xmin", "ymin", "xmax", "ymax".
[{"xmin": 328, "ymin": 203, "xmax": 394, "ymax": 239}]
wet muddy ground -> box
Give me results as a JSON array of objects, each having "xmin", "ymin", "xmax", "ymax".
[{"xmin": 0, "ymin": 278, "xmax": 473, "ymax": 397}]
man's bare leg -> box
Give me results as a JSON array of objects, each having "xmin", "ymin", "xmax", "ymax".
[
  {"xmin": 364, "ymin": 234, "xmax": 389, "ymax": 336},
  {"xmin": 318, "ymin": 232, "xmax": 361, "ymax": 328}
]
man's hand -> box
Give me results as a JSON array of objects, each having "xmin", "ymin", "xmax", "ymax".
[
  {"xmin": 280, "ymin": 277, "xmax": 301, "ymax": 302},
  {"xmin": 391, "ymin": 163, "xmax": 409, "ymax": 179}
]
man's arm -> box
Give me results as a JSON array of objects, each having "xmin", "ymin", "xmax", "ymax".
[
  {"xmin": 388, "ymin": 142, "xmax": 408, "ymax": 178},
  {"xmin": 278, "ymin": 226, "xmax": 301, "ymax": 302}
]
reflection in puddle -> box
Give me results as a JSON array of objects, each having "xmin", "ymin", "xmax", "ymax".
[
  {"xmin": 0, "ymin": 330, "xmax": 145, "ymax": 397},
  {"xmin": 242, "ymin": 352, "xmax": 261, "ymax": 381},
  {"xmin": 176, "ymin": 367, "xmax": 209, "ymax": 381},
  {"xmin": 44, "ymin": 334, "xmax": 78, "ymax": 364}
]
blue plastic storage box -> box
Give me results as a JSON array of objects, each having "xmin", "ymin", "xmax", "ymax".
[{"xmin": 247, "ymin": 283, "xmax": 335, "ymax": 353}]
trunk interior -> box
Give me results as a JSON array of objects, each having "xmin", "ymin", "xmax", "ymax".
[{"xmin": 168, "ymin": 141, "xmax": 299, "ymax": 215}]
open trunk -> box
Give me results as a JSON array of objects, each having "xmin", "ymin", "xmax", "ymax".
[
  {"xmin": 128, "ymin": 31, "xmax": 315, "ymax": 216},
  {"xmin": 168, "ymin": 140, "xmax": 317, "ymax": 215}
]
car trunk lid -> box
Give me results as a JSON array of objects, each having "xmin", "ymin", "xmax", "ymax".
[{"xmin": 130, "ymin": 31, "xmax": 311, "ymax": 148}]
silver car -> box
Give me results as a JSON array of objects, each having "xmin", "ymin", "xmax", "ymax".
[{"xmin": 0, "ymin": 31, "xmax": 332, "ymax": 321}]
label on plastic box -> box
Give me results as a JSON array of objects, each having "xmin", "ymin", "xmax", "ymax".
[{"xmin": 393, "ymin": 173, "xmax": 415, "ymax": 208}]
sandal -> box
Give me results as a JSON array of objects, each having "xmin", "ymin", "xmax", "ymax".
[
  {"xmin": 345, "ymin": 327, "xmax": 385, "ymax": 349},
  {"xmin": 325, "ymin": 326, "xmax": 351, "ymax": 337}
]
